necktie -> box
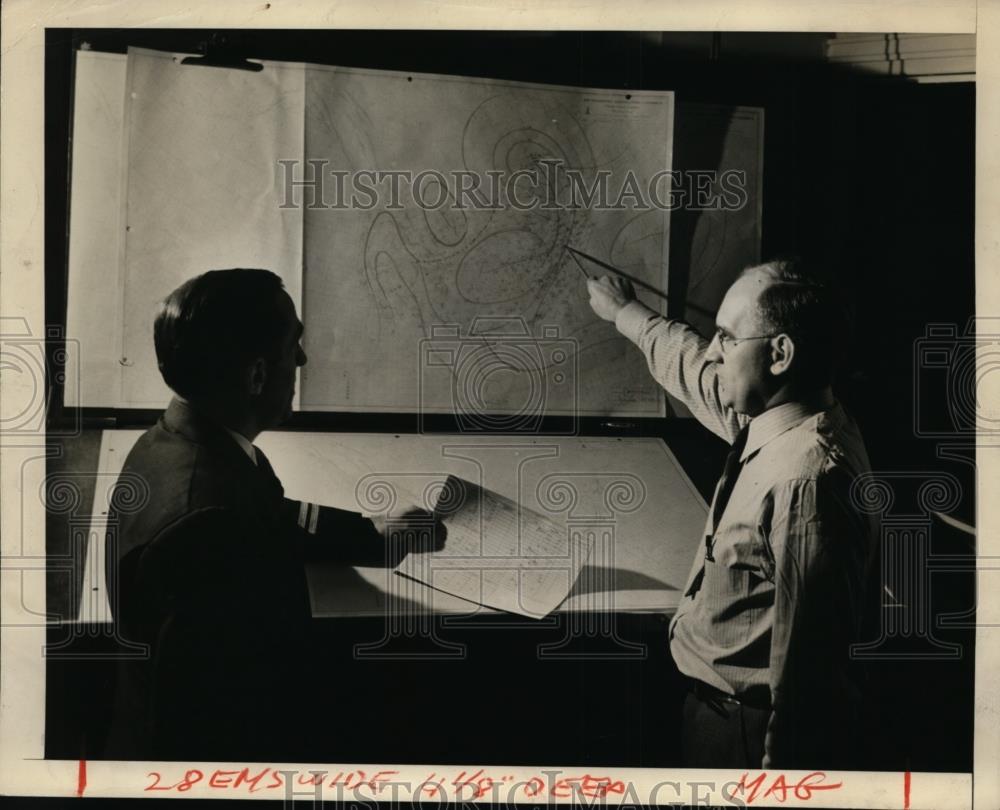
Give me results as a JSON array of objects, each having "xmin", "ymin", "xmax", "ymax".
[{"xmin": 705, "ymin": 425, "xmax": 750, "ymax": 561}]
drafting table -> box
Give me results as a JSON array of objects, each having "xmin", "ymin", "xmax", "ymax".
[{"xmin": 71, "ymin": 430, "xmax": 708, "ymax": 623}]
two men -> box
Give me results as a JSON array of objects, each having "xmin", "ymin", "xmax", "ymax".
[
  {"xmin": 107, "ymin": 258, "xmax": 872, "ymax": 768},
  {"xmin": 588, "ymin": 260, "xmax": 876, "ymax": 769},
  {"xmin": 105, "ymin": 269, "xmax": 430, "ymax": 761}
]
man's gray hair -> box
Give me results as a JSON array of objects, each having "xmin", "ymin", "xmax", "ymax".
[{"xmin": 740, "ymin": 257, "xmax": 848, "ymax": 386}]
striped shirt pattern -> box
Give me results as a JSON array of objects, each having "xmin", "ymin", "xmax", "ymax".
[{"xmin": 616, "ymin": 301, "xmax": 877, "ymax": 766}]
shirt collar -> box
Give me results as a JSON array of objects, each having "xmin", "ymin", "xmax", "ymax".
[
  {"xmin": 741, "ymin": 401, "xmax": 822, "ymax": 462},
  {"xmin": 223, "ymin": 426, "xmax": 258, "ymax": 465},
  {"xmin": 172, "ymin": 394, "xmax": 258, "ymax": 465}
]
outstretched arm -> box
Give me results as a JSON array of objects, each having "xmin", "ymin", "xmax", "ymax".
[
  {"xmin": 283, "ymin": 498, "xmax": 443, "ymax": 566},
  {"xmin": 588, "ymin": 276, "xmax": 747, "ymax": 443}
]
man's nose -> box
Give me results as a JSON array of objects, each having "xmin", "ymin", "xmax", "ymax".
[
  {"xmin": 705, "ymin": 332, "xmax": 723, "ymax": 363},
  {"xmin": 297, "ymin": 345, "xmax": 308, "ymax": 366}
]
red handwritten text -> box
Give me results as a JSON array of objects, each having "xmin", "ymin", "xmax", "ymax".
[{"xmin": 736, "ymin": 771, "xmax": 844, "ymax": 804}]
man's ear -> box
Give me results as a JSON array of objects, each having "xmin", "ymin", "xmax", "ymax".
[
  {"xmin": 248, "ymin": 357, "xmax": 268, "ymax": 396},
  {"xmin": 769, "ymin": 334, "xmax": 795, "ymax": 377}
]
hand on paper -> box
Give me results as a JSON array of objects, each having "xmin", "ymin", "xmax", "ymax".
[
  {"xmin": 587, "ymin": 274, "xmax": 636, "ymax": 322},
  {"xmin": 371, "ymin": 507, "xmax": 447, "ymax": 556}
]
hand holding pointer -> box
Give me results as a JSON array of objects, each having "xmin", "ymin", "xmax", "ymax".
[{"xmin": 587, "ymin": 275, "xmax": 637, "ymax": 322}]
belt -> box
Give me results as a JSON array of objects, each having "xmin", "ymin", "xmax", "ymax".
[{"xmin": 686, "ymin": 678, "xmax": 771, "ymax": 713}]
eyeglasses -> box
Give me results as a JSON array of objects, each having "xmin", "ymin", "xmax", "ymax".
[{"xmin": 712, "ymin": 328, "xmax": 780, "ymax": 354}]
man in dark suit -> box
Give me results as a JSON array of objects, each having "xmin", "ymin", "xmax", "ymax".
[{"xmin": 104, "ymin": 268, "xmax": 431, "ymax": 762}]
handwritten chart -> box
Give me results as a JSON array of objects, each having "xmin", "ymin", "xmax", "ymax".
[
  {"xmin": 395, "ymin": 475, "xmax": 591, "ymax": 617},
  {"xmin": 68, "ymin": 49, "xmax": 674, "ymax": 416},
  {"xmin": 302, "ymin": 65, "xmax": 673, "ymax": 415}
]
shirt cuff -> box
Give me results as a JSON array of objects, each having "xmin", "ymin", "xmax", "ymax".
[{"xmin": 614, "ymin": 300, "xmax": 662, "ymax": 343}]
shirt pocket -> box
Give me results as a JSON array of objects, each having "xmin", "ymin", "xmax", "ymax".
[
  {"xmin": 701, "ymin": 554, "xmax": 751, "ymax": 625},
  {"xmin": 714, "ymin": 520, "xmax": 774, "ymax": 585}
]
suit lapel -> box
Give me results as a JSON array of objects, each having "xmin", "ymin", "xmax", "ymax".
[{"xmin": 160, "ymin": 398, "xmax": 284, "ymax": 512}]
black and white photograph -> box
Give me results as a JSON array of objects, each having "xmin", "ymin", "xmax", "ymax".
[{"xmin": 0, "ymin": 1, "xmax": 997, "ymax": 808}]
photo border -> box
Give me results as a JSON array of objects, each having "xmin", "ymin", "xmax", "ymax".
[{"xmin": 1, "ymin": 2, "xmax": 994, "ymax": 807}]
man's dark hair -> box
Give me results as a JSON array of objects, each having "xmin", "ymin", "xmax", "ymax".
[
  {"xmin": 154, "ymin": 268, "xmax": 288, "ymax": 399},
  {"xmin": 742, "ymin": 258, "xmax": 850, "ymax": 387}
]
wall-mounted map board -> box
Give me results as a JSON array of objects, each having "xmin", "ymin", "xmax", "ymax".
[{"xmin": 66, "ymin": 49, "xmax": 761, "ymax": 419}]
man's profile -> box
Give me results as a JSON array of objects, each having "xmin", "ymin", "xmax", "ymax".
[
  {"xmin": 588, "ymin": 258, "xmax": 877, "ymax": 769},
  {"xmin": 104, "ymin": 268, "xmax": 431, "ymax": 761}
]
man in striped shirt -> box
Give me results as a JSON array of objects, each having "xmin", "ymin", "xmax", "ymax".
[{"xmin": 588, "ymin": 259, "xmax": 876, "ymax": 769}]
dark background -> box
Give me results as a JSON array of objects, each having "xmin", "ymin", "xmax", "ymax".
[{"xmin": 43, "ymin": 29, "xmax": 975, "ymax": 775}]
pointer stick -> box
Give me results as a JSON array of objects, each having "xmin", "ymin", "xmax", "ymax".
[
  {"xmin": 565, "ymin": 245, "xmax": 669, "ymax": 301},
  {"xmin": 566, "ymin": 244, "xmax": 717, "ymax": 319},
  {"xmin": 567, "ymin": 249, "xmax": 591, "ymax": 280}
]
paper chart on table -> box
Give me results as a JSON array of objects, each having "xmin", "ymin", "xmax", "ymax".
[{"xmin": 395, "ymin": 475, "xmax": 592, "ymax": 618}]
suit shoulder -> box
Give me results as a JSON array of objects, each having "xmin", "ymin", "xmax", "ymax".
[{"xmin": 117, "ymin": 425, "xmax": 247, "ymax": 533}]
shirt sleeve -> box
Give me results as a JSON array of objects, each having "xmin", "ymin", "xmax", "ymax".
[
  {"xmin": 762, "ymin": 476, "xmax": 864, "ymax": 768},
  {"xmin": 614, "ymin": 300, "xmax": 747, "ymax": 443}
]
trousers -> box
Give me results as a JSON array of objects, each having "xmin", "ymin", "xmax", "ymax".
[{"xmin": 681, "ymin": 682, "xmax": 770, "ymax": 768}]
